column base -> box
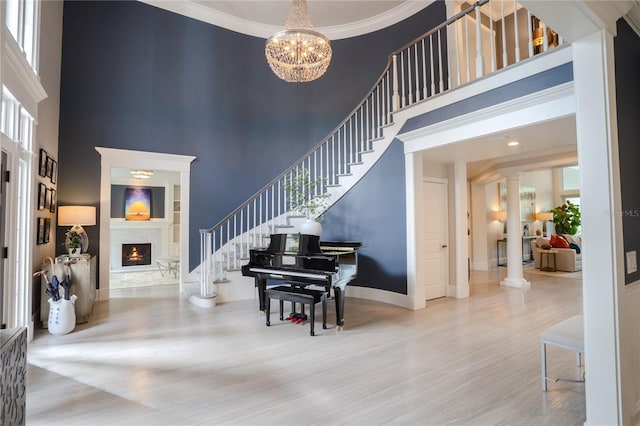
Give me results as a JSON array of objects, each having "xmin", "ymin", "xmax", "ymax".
[{"xmin": 500, "ymin": 277, "xmax": 530, "ymax": 288}]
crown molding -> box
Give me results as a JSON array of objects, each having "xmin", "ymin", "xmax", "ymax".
[{"xmin": 139, "ymin": 0, "xmax": 434, "ymax": 40}]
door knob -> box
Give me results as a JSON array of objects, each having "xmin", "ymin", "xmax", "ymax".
[{"xmin": 441, "ymin": 244, "xmax": 448, "ymax": 248}]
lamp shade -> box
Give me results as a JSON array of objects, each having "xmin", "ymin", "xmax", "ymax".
[
  {"xmin": 536, "ymin": 212, "xmax": 554, "ymax": 221},
  {"xmin": 490, "ymin": 211, "xmax": 508, "ymax": 221},
  {"xmin": 58, "ymin": 206, "xmax": 96, "ymax": 226}
]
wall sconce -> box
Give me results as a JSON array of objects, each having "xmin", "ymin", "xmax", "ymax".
[
  {"xmin": 58, "ymin": 205, "xmax": 96, "ymax": 255},
  {"xmin": 536, "ymin": 212, "xmax": 554, "ymax": 237}
]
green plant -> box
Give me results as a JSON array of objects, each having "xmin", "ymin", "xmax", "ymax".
[
  {"xmin": 284, "ymin": 167, "xmax": 329, "ymax": 220},
  {"xmin": 551, "ymin": 200, "xmax": 581, "ymax": 235},
  {"xmin": 65, "ymin": 230, "xmax": 81, "ymax": 250}
]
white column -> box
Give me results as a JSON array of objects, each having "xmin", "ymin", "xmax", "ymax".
[
  {"xmin": 405, "ymin": 151, "xmax": 424, "ymax": 310},
  {"xmin": 573, "ymin": 30, "xmax": 622, "ymax": 425},
  {"xmin": 501, "ymin": 174, "xmax": 530, "ymax": 288},
  {"xmin": 454, "ymin": 162, "xmax": 469, "ymax": 298}
]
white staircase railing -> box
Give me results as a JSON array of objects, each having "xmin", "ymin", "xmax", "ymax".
[{"xmin": 196, "ymin": 0, "xmax": 565, "ymax": 300}]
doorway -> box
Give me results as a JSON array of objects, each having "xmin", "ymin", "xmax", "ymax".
[
  {"xmin": 108, "ymin": 167, "xmax": 182, "ymax": 290},
  {"xmin": 0, "ymin": 151, "xmax": 6, "ymax": 327},
  {"xmin": 96, "ymin": 148, "xmax": 195, "ymax": 300},
  {"xmin": 423, "ymin": 178, "xmax": 449, "ymax": 300}
]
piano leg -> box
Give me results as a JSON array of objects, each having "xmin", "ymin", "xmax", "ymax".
[
  {"xmin": 334, "ymin": 287, "xmax": 345, "ymax": 328},
  {"xmin": 257, "ymin": 277, "xmax": 267, "ymax": 312}
]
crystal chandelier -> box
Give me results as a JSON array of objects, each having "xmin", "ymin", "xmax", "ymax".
[{"xmin": 265, "ymin": 0, "xmax": 332, "ymax": 83}]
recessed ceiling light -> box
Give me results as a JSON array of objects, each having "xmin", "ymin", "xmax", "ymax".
[{"xmin": 508, "ymin": 141, "xmax": 519, "ymax": 146}]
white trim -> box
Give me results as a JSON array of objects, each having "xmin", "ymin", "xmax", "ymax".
[
  {"xmin": 2, "ymin": 27, "xmax": 47, "ymax": 116},
  {"xmin": 138, "ymin": 0, "xmax": 434, "ymax": 40},
  {"xmin": 95, "ymin": 147, "xmax": 195, "ymax": 300},
  {"xmin": 394, "ymin": 45, "xmax": 573, "ymax": 142},
  {"xmin": 346, "ymin": 286, "xmax": 412, "ymax": 309},
  {"xmin": 398, "ymin": 81, "xmax": 575, "ymax": 152}
]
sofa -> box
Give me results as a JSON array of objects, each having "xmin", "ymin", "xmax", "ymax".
[{"xmin": 530, "ymin": 234, "xmax": 582, "ymax": 272}]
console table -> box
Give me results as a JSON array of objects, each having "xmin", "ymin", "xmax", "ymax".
[
  {"xmin": 41, "ymin": 255, "xmax": 97, "ymax": 327},
  {"xmin": 497, "ymin": 236, "xmax": 537, "ymax": 266}
]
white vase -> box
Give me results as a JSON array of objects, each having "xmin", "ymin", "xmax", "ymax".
[
  {"xmin": 69, "ymin": 247, "xmax": 80, "ymax": 257},
  {"xmin": 299, "ymin": 219, "xmax": 322, "ymax": 236},
  {"xmin": 48, "ymin": 295, "xmax": 77, "ymax": 335}
]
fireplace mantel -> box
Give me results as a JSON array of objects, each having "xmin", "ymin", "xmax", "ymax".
[{"xmin": 110, "ymin": 219, "xmax": 171, "ymax": 272}]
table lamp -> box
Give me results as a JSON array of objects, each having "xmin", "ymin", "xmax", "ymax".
[
  {"xmin": 490, "ymin": 210, "xmax": 508, "ymax": 238},
  {"xmin": 58, "ymin": 205, "xmax": 96, "ymax": 255},
  {"xmin": 536, "ymin": 212, "xmax": 554, "ymax": 237}
]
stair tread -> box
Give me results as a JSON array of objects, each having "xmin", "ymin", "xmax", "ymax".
[
  {"xmin": 349, "ymin": 161, "xmax": 364, "ymax": 166},
  {"xmin": 337, "ymin": 173, "xmax": 353, "ymax": 177}
]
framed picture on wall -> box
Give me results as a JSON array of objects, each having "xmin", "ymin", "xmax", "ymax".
[
  {"xmin": 49, "ymin": 189, "xmax": 56, "ymax": 213},
  {"xmin": 46, "ymin": 156, "xmax": 54, "ymax": 178},
  {"xmin": 124, "ymin": 187, "xmax": 152, "ymax": 221},
  {"xmin": 50, "ymin": 160, "xmax": 57, "ymax": 184},
  {"xmin": 498, "ymin": 183, "xmax": 537, "ymax": 221},
  {"xmin": 43, "ymin": 218, "xmax": 51, "ymax": 243},
  {"xmin": 39, "ymin": 149, "xmax": 48, "ymax": 177},
  {"xmin": 44, "ymin": 187, "xmax": 52, "ymax": 210},
  {"xmin": 37, "ymin": 217, "xmax": 45, "ymax": 245},
  {"xmin": 38, "ymin": 183, "xmax": 46, "ymax": 210}
]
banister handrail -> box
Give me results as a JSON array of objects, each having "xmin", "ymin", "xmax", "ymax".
[{"xmin": 391, "ymin": 0, "xmax": 489, "ymax": 56}]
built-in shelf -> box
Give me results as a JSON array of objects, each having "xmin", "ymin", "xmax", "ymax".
[{"xmin": 172, "ymin": 185, "xmax": 180, "ymax": 244}]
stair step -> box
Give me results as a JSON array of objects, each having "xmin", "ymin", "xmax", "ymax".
[
  {"xmin": 337, "ymin": 173, "xmax": 353, "ymax": 177},
  {"xmin": 326, "ymin": 183, "xmax": 342, "ymax": 188},
  {"xmin": 371, "ymin": 136, "xmax": 385, "ymax": 142},
  {"xmin": 349, "ymin": 161, "xmax": 364, "ymax": 166},
  {"xmin": 360, "ymin": 149, "xmax": 374, "ymax": 154},
  {"xmin": 381, "ymin": 121, "xmax": 395, "ymax": 128}
]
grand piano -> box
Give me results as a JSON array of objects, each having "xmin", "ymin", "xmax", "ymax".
[{"xmin": 241, "ymin": 233, "xmax": 361, "ymax": 328}]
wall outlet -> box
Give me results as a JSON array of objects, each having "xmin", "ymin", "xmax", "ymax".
[{"xmin": 626, "ymin": 251, "xmax": 637, "ymax": 274}]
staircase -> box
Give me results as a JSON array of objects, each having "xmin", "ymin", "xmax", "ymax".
[{"xmin": 187, "ymin": 0, "xmax": 565, "ymax": 306}]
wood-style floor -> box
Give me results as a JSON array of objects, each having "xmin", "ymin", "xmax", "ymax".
[{"xmin": 26, "ymin": 268, "xmax": 586, "ymax": 425}]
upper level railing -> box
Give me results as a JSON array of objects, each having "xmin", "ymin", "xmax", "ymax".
[{"xmin": 197, "ymin": 0, "xmax": 565, "ymax": 296}]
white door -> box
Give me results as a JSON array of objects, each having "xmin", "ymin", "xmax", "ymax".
[{"xmin": 423, "ymin": 179, "xmax": 449, "ymax": 300}]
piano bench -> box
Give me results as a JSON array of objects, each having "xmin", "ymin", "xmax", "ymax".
[{"xmin": 264, "ymin": 286, "xmax": 327, "ymax": 336}]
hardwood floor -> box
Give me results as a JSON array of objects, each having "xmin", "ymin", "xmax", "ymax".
[{"xmin": 26, "ymin": 268, "xmax": 586, "ymax": 425}]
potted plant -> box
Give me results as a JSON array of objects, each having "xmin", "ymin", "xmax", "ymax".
[
  {"xmin": 551, "ymin": 200, "xmax": 581, "ymax": 235},
  {"xmin": 65, "ymin": 229, "xmax": 82, "ymax": 256},
  {"xmin": 284, "ymin": 167, "xmax": 330, "ymax": 236}
]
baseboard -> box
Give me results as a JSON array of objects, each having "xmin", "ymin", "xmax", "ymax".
[{"xmin": 346, "ymin": 286, "xmax": 411, "ymax": 309}]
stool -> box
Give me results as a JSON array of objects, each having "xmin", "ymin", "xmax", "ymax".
[
  {"xmin": 265, "ymin": 286, "xmax": 327, "ymax": 336},
  {"xmin": 541, "ymin": 315, "xmax": 584, "ymax": 391}
]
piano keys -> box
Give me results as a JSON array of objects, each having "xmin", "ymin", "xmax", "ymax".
[{"xmin": 241, "ymin": 233, "xmax": 361, "ymax": 328}]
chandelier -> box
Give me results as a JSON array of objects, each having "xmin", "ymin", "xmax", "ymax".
[{"xmin": 265, "ymin": 0, "xmax": 332, "ymax": 83}]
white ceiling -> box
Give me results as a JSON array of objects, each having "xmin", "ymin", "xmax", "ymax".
[{"xmin": 140, "ymin": 0, "xmax": 434, "ymax": 39}]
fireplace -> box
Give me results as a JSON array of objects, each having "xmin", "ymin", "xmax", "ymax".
[{"xmin": 122, "ymin": 243, "xmax": 151, "ymax": 267}]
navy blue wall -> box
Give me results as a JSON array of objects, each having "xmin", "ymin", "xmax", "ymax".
[
  {"xmin": 322, "ymin": 140, "xmax": 408, "ymax": 293},
  {"xmin": 614, "ymin": 19, "xmax": 640, "ymax": 285},
  {"xmin": 56, "ymin": 0, "xmax": 446, "ymax": 289}
]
